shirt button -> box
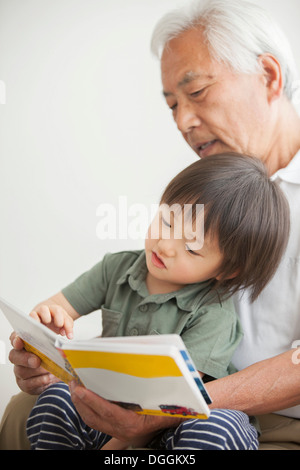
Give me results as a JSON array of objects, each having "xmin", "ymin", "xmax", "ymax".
[
  {"xmin": 139, "ymin": 304, "xmax": 148, "ymax": 312},
  {"xmin": 130, "ymin": 328, "xmax": 139, "ymax": 335}
]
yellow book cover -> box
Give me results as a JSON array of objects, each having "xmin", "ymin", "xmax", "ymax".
[{"xmin": 56, "ymin": 335, "xmax": 211, "ymax": 419}]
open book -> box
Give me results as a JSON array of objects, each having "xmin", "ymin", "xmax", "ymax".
[{"xmin": 0, "ymin": 297, "xmax": 212, "ymax": 419}]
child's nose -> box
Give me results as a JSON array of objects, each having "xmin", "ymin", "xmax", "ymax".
[{"xmin": 157, "ymin": 238, "xmax": 176, "ymax": 257}]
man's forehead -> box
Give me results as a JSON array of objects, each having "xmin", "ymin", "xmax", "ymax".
[
  {"xmin": 178, "ymin": 71, "xmax": 204, "ymax": 86},
  {"xmin": 160, "ymin": 29, "xmax": 219, "ymax": 93}
]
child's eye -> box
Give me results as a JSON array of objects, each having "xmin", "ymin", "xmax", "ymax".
[
  {"xmin": 162, "ymin": 216, "xmax": 171, "ymax": 228},
  {"xmin": 185, "ymin": 244, "xmax": 199, "ymax": 256}
]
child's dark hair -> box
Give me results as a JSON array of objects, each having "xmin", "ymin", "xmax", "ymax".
[{"xmin": 160, "ymin": 153, "xmax": 290, "ymax": 302}]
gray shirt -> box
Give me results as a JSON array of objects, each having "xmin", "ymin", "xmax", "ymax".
[{"xmin": 62, "ymin": 250, "xmax": 243, "ymax": 379}]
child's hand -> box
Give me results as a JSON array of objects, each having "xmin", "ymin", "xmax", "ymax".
[{"xmin": 30, "ymin": 304, "xmax": 74, "ymax": 339}]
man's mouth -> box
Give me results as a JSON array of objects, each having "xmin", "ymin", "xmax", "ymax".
[
  {"xmin": 196, "ymin": 140, "xmax": 218, "ymax": 157},
  {"xmin": 151, "ymin": 251, "xmax": 166, "ymax": 269}
]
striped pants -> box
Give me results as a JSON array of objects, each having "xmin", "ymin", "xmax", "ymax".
[{"xmin": 26, "ymin": 383, "xmax": 258, "ymax": 450}]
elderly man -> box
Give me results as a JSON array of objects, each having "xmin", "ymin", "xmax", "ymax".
[{"xmin": 1, "ymin": 0, "xmax": 300, "ymax": 450}]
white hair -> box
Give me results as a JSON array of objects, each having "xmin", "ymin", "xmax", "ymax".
[{"xmin": 151, "ymin": 0, "xmax": 299, "ymax": 102}]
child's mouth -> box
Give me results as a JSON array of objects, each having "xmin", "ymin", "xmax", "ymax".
[{"xmin": 151, "ymin": 251, "xmax": 166, "ymax": 269}]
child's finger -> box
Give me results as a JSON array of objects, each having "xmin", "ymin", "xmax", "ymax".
[
  {"xmin": 29, "ymin": 310, "xmax": 41, "ymax": 323},
  {"xmin": 62, "ymin": 314, "xmax": 74, "ymax": 339},
  {"xmin": 50, "ymin": 305, "xmax": 74, "ymax": 339},
  {"xmin": 36, "ymin": 305, "xmax": 53, "ymax": 324},
  {"xmin": 49, "ymin": 305, "xmax": 65, "ymax": 328},
  {"xmin": 29, "ymin": 304, "xmax": 74, "ymax": 339}
]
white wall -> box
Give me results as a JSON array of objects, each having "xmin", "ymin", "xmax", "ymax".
[{"xmin": 0, "ymin": 0, "xmax": 299, "ymax": 422}]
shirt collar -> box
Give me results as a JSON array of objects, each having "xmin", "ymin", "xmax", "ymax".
[
  {"xmin": 271, "ymin": 150, "xmax": 300, "ymax": 184},
  {"xmin": 116, "ymin": 250, "xmax": 218, "ymax": 312}
]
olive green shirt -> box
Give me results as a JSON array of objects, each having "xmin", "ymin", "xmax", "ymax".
[{"xmin": 62, "ymin": 250, "xmax": 242, "ymax": 379}]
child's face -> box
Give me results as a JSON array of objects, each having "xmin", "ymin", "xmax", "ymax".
[{"xmin": 145, "ymin": 206, "xmax": 224, "ymax": 292}]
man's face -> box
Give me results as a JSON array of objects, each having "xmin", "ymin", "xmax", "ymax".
[{"xmin": 161, "ymin": 28, "xmax": 271, "ymax": 159}]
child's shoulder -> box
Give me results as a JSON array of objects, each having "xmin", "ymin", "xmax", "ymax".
[
  {"xmin": 211, "ymin": 295, "xmax": 236, "ymax": 315},
  {"xmin": 196, "ymin": 292, "xmax": 237, "ymax": 319},
  {"xmin": 103, "ymin": 249, "xmax": 143, "ymax": 265},
  {"xmin": 101, "ymin": 249, "xmax": 144, "ymax": 277}
]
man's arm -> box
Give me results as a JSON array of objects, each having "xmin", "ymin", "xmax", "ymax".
[
  {"xmin": 9, "ymin": 292, "xmax": 80, "ymax": 395},
  {"xmin": 205, "ymin": 349, "xmax": 300, "ymax": 415}
]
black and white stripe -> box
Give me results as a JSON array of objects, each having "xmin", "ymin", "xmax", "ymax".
[
  {"xmin": 162, "ymin": 409, "xmax": 258, "ymax": 450},
  {"xmin": 26, "ymin": 383, "xmax": 109, "ymax": 450},
  {"xmin": 27, "ymin": 382, "xmax": 258, "ymax": 450}
]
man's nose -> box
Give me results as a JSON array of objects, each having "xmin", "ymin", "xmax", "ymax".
[{"xmin": 175, "ymin": 102, "xmax": 201, "ymax": 134}]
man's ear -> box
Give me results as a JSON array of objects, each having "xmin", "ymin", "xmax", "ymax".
[{"xmin": 257, "ymin": 53, "xmax": 283, "ymax": 103}]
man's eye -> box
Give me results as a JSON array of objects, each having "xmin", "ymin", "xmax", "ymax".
[
  {"xmin": 191, "ymin": 89, "xmax": 204, "ymax": 97},
  {"xmin": 169, "ymin": 103, "xmax": 177, "ymax": 111}
]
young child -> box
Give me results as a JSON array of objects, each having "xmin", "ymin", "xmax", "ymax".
[{"xmin": 26, "ymin": 153, "xmax": 289, "ymax": 450}]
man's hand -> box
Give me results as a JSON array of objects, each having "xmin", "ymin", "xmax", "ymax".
[
  {"xmin": 9, "ymin": 332, "xmax": 60, "ymax": 395},
  {"xmin": 69, "ymin": 381, "xmax": 184, "ymax": 442}
]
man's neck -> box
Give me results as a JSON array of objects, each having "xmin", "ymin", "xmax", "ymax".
[{"xmin": 264, "ymin": 101, "xmax": 300, "ymax": 175}]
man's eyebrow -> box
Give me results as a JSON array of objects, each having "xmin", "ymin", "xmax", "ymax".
[{"xmin": 163, "ymin": 71, "xmax": 214, "ymax": 97}]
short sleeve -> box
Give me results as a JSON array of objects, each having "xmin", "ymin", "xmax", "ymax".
[
  {"xmin": 181, "ymin": 299, "xmax": 243, "ymax": 378},
  {"xmin": 61, "ymin": 255, "xmax": 110, "ymax": 315}
]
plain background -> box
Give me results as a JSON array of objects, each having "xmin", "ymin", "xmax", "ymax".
[{"xmin": 0, "ymin": 0, "xmax": 299, "ymax": 421}]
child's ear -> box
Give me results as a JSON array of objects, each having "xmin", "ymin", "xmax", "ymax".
[{"xmin": 215, "ymin": 270, "xmax": 239, "ymax": 281}]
